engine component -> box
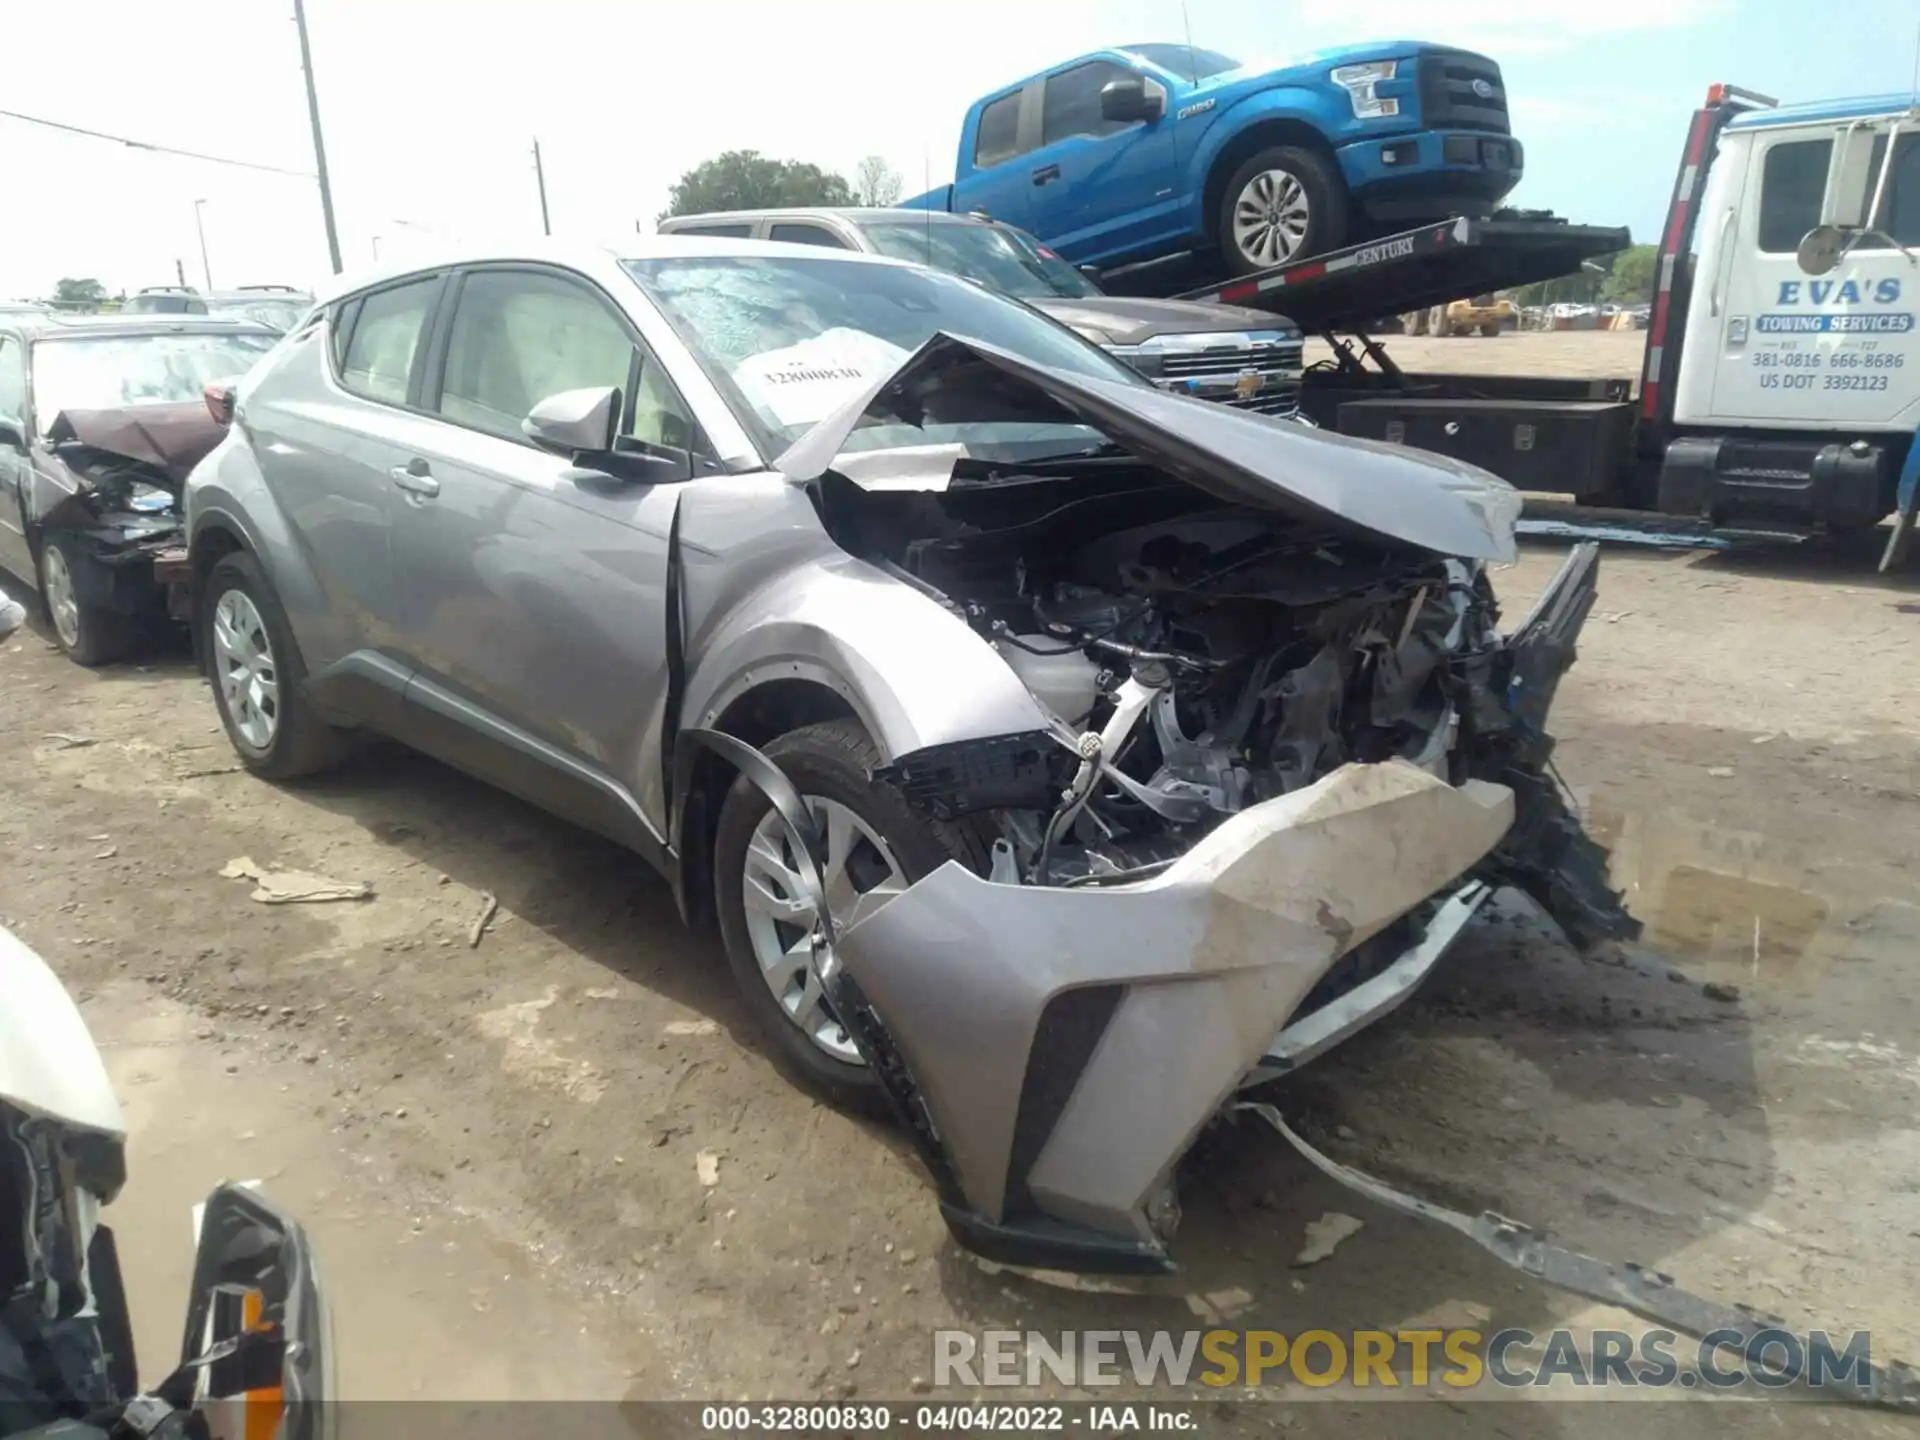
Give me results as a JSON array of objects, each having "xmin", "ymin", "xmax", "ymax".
[{"xmin": 992, "ymin": 637, "xmax": 1103, "ymax": 725}]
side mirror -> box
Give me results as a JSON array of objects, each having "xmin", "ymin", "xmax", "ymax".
[
  {"xmin": 1100, "ymin": 77, "xmax": 1163, "ymax": 124},
  {"xmin": 1796, "ymin": 224, "xmax": 1846, "ymax": 276},
  {"xmin": 524, "ymin": 385, "xmax": 694, "ymax": 485},
  {"xmin": 0, "ymin": 418, "xmax": 26, "ymax": 452},
  {"xmin": 523, "ymin": 385, "xmax": 621, "ymax": 457},
  {"xmin": 204, "ymin": 379, "xmax": 239, "ymax": 427},
  {"xmin": 177, "ymin": 1183, "xmax": 327, "ymax": 1440}
]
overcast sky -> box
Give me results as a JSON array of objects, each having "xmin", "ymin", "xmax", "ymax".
[{"xmin": 4, "ymin": 0, "xmax": 1917, "ymax": 299}]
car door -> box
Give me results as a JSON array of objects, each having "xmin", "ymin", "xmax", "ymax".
[
  {"xmin": 1700, "ymin": 124, "xmax": 1920, "ymax": 428},
  {"xmin": 386, "ymin": 263, "xmax": 703, "ymax": 851},
  {"xmin": 1023, "ymin": 57, "xmax": 1178, "ymax": 262},
  {"xmin": 0, "ymin": 335, "xmax": 31, "ymax": 580},
  {"xmin": 959, "ymin": 86, "xmax": 1040, "ymax": 231},
  {"xmin": 248, "ymin": 273, "xmax": 443, "ymax": 721}
]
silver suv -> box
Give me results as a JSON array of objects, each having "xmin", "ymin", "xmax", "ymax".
[{"xmin": 184, "ymin": 235, "xmax": 1630, "ymax": 1275}]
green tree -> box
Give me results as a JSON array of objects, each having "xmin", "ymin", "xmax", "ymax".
[
  {"xmin": 656, "ymin": 150, "xmax": 854, "ymax": 224},
  {"xmin": 51, "ymin": 277, "xmax": 107, "ymax": 309},
  {"xmin": 1602, "ymin": 244, "xmax": 1658, "ymax": 305}
]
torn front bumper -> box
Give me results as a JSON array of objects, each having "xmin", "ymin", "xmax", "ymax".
[{"xmin": 830, "ymin": 759, "xmax": 1514, "ymax": 1273}]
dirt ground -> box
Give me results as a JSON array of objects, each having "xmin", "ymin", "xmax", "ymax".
[{"xmin": 3, "ymin": 331, "xmax": 1919, "ymax": 1430}]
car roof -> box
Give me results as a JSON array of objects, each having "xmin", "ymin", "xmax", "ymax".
[
  {"xmin": 2, "ymin": 313, "xmax": 280, "ymax": 340},
  {"xmin": 1726, "ymin": 92, "xmax": 1916, "ymax": 131},
  {"xmin": 660, "ymin": 207, "xmax": 991, "ymax": 228},
  {"xmin": 310, "ymin": 232, "xmax": 918, "ymax": 307}
]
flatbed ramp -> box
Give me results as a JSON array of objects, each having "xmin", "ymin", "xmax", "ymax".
[{"xmin": 1173, "ymin": 214, "xmax": 1632, "ymax": 332}]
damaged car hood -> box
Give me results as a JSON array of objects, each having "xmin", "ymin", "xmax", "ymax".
[
  {"xmin": 47, "ymin": 402, "xmax": 228, "ymax": 488},
  {"xmin": 773, "ymin": 333, "xmax": 1521, "ymax": 563},
  {"xmin": 1027, "ymin": 295, "xmax": 1298, "ymax": 347}
]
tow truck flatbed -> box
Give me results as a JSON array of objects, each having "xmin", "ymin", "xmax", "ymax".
[{"xmin": 1172, "ymin": 214, "xmax": 1632, "ymax": 332}]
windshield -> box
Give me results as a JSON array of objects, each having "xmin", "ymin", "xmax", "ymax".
[
  {"xmin": 857, "ymin": 220, "xmax": 1102, "ymax": 300},
  {"xmin": 1122, "ymin": 44, "xmax": 1241, "ymax": 81},
  {"xmin": 206, "ymin": 298, "xmax": 310, "ymax": 333},
  {"xmin": 623, "ymin": 254, "xmax": 1141, "ymax": 458},
  {"xmin": 30, "ymin": 332, "xmax": 276, "ymax": 433}
]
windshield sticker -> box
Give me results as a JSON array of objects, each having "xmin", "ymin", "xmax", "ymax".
[{"xmin": 730, "ymin": 328, "xmax": 909, "ymax": 429}]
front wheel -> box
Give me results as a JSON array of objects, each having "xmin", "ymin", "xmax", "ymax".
[
  {"xmin": 1218, "ymin": 145, "xmax": 1348, "ymax": 276},
  {"xmin": 201, "ymin": 551, "xmax": 348, "ymax": 780},
  {"xmin": 712, "ymin": 719, "xmax": 980, "ymax": 1115},
  {"xmin": 37, "ymin": 535, "xmax": 134, "ymax": 667}
]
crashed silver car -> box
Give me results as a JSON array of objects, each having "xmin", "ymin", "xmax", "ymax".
[{"xmin": 184, "ymin": 238, "xmax": 1635, "ymax": 1274}]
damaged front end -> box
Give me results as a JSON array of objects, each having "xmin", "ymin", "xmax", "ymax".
[
  {"xmin": 733, "ymin": 334, "xmax": 1635, "ymax": 1272},
  {"xmin": 33, "ymin": 405, "xmax": 227, "ymax": 628}
]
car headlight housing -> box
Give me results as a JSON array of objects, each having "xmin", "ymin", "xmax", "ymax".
[{"xmin": 1330, "ymin": 61, "xmax": 1400, "ymax": 119}]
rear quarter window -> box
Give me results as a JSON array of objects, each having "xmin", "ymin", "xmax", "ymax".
[{"xmin": 975, "ymin": 91, "xmax": 1023, "ymax": 167}]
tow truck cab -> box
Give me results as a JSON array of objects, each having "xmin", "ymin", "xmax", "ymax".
[{"xmin": 1657, "ymin": 89, "xmax": 1919, "ymax": 533}]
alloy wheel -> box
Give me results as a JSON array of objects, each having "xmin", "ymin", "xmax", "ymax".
[
  {"xmin": 41, "ymin": 546, "xmax": 80, "ymax": 651},
  {"xmin": 740, "ymin": 797, "xmax": 909, "ymax": 1065},
  {"xmin": 211, "ymin": 588, "xmax": 280, "ymax": 751},
  {"xmin": 1232, "ymin": 169, "xmax": 1311, "ymax": 268}
]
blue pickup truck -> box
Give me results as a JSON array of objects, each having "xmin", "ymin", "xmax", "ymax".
[{"xmin": 902, "ymin": 42, "xmax": 1523, "ymax": 278}]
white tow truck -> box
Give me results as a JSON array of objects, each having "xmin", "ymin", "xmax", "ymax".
[{"xmin": 1157, "ymin": 83, "xmax": 1920, "ymax": 568}]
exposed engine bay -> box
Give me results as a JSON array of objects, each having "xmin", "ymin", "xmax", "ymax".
[{"xmin": 820, "ymin": 459, "xmax": 1637, "ymax": 950}]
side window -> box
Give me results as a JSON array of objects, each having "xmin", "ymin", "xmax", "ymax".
[
  {"xmin": 1041, "ymin": 61, "xmax": 1134, "ymax": 146},
  {"xmin": 328, "ymin": 297, "xmax": 362, "ymax": 373},
  {"xmin": 339, "ymin": 278, "xmax": 438, "ymax": 404},
  {"xmin": 974, "ymin": 92, "xmax": 1023, "ymax": 166},
  {"xmin": 1757, "ymin": 138, "xmax": 1832, "ymax": 253},
  {"xmin": 435, "ymin": 269, "xmax": 702, "ymax": 454},
  {"xmin": 0, "ymin": 338, "xmax": 24, "ymax": 421},
  {"xmin": 1863, "ymin": 133, "xmax": 1920, "ymax": 248},
  {"xmin": 667, "ymin": 223, "xmax": 752, "ymax": 238},
  {"xmin": 768, "ymin": 223, "xmax": 852, "ymax": 248}
]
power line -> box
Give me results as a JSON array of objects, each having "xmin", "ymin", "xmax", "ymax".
[{"xmin": 0, "ymin": 108, "xmax": 315, "ymax": 178}]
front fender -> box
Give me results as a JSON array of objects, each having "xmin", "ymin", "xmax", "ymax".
[
  {"xmin": 185, "ymin": 430, "xmax": 342, "ymax": 671},
  {"xmin": 679, "ymin": 553, "xmax": 1054, "ymax": 763},
  {"xmin": 1181, "ymin": 86, "xmax": 1346, "ymax": 227}
]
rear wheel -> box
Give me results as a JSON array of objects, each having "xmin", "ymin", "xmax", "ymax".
[
  {"xmin": 1218, "ymin": 146, "xmax": 1347, "ymax": 276},
  {"xmin": 712, "ymin": 719, "xmax": 979, "ymax": 1114},
  {"xmin": 37, "ymin": 535, "xmax": 134, "ymax": 667},
  {"xmin": 201, "ymin": 551, "xmax": 348, "ymax": 780},
  {"xmin": 1479, "ymin": 322, "xmax": 1501, "ymax": 338}
]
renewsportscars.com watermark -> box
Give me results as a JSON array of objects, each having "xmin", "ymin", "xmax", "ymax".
[{"xmin": 934, "ymin": 1327, "xmax": 1880, "ymax": 1395}]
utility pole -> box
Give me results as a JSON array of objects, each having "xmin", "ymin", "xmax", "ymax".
[
  {"xmin": 193, "ymin": 199, "xmax": 213, "ymax": 291},
  {"xmin": 532, "ymin": 138, "xmax": 551, "ymax": 235},
  {"xmin": 175, "ymin": 259, "xmax": 187, "ymax": 288},
  {"xmin": 292, "ymin": 0, "xmax": 343, "ymax": 274}
]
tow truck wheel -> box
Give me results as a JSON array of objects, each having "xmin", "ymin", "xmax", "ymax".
[
  {"xmin": 1219, "ymin": 146, "xmax": 1346, "ymax": 276},
  {"xmin": 36, "ymin": 535, "xmax": 133, "ymax": 667}
]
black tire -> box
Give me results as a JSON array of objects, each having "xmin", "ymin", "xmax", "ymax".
[
  {"xmin": 1217, "ymin": 144, "xmax": 1348, "ymax": 276},
  {"xmin": 200, "ymin": 550, "xmax": 348, "ymax": 780},
  {"xmin": 713, "ymin": 719, "xmax": 980, "ymax": 1115},
  {"xmin": 36, "ymin": 535, "xmax": 135, "ymax": 667},
  {"xmin": 1479, "ymin": 323, "xmax": 1501, "ymax": 338}
]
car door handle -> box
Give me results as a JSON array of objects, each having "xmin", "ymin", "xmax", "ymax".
[
  {"xmin": 1031, "ymin": 164, "xmax": 1061, "ymax": 186},
  {"xmin": 389, "ymin": 460, "xmax": 439, "ymax": 497}
]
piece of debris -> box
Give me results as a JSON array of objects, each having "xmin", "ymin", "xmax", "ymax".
[
  {"xmin": 44, "ymin": 733, "xmax": 98, "ymax": 749},
  {"xmin": 1706, "ymin": 766, "xmax": 1736, "ymax": 778},
  {"xmin": 468, "ymin": 891, "xmax": 499, "ymax": 947},
  {"xmin": 93, "ymin": 846, "xmax": 117, "ymax": 861},
  {"xmin": 219, "ymin": 856, "xmax": 372, "ymax": 905},
  {"xmin": 1599, "ymin": 610, "xmax": 1632, "ymax": 623},
  {"xmin": 696, "ymin": 1150, "xmax": 721, "ymax": 1187},
  {"xmin": 176, "ymin": 764, "xmax": 243, "ymax": 779},
  {"xmin": 1294, "ymin": 1211, "xmax": 1365, "ymax": 1267},
  {"xmin": 1703, "ymin": 981, "xmax": 1741, "ymax": 1004},
  {"xmin": 666, "ymin": 1018, "xmax": 721, "ymax": 1037}
]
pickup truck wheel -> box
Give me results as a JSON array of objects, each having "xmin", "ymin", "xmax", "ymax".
[
  {"xmin": 201, "ymin": 551, "xmax": 348, "ymax": 780},
  {"xmin": 713, "ymin": 719, "xmax": 981, "ymax": 1116},
  {"xmin": 37, "ymin": 536, "xmax": 134, "ymax": 667},
  {"xmin": 1219, "ymin": 146, "xmax": 1346, "ymax": 275}
]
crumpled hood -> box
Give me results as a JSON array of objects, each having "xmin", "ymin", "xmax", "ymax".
[
  {"xmin": 1028, "ymin": 295, "xmax": 1299, "ymax": 347},
  {"xmin": 47, "ymin": 401, "xmax": 227, "ymax": 489},
  {"xmin": 773, "ymin": 332, "xmax": 1520, "ymax": 563}
]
